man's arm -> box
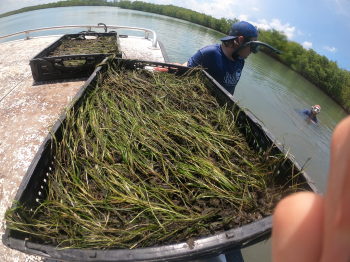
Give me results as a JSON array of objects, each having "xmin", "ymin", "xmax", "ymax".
[
  {"xmin": 170, "ymin": 62, "xmax": 188, "ymax": 66},
  {"xmin": 302, "ymin": 109, "xmax": 309, "ymax": 115},
  {"xmin": 186, "ymin": 49, "xmax": 205, "ymax": 68}
]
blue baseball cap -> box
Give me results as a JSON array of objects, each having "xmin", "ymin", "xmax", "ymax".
[{"xmin": 221, "ymin": 21, "xmax": 258, "ymax": 41}]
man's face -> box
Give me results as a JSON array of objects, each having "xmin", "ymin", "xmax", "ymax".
[
  {"xmin": 312, "ymin": 106, "xmax": 321, "ymax": 114},
  {"xmin": 239, "ymin": 37, "xmax": 258, "ymax": 59}
]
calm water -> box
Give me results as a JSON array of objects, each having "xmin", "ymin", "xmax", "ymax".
[{"xmin": 0, "ymin": 6, "xmax": 348, "ymax": 262}]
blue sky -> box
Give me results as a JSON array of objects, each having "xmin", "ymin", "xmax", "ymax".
[{"xmin": 1, "ymin": 0, "xmax": 350, "ymax": 71}]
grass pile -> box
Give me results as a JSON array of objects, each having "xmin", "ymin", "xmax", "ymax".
[
  {"xmin": 50, "ymin": 35, "xmax": 119, "ymax": 57},
  {"xmin": 6, "ymin": 62, "xmax": 297, "ymax": 250}
]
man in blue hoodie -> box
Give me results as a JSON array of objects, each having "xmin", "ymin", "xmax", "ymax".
[{"xmin": 183, "ymin": 21, "xmax": 258, "ymax": 95}]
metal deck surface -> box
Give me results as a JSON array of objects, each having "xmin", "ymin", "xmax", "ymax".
[{"xmin": 0, "ymin": 35, "xmax": 165, "ymax": 262}]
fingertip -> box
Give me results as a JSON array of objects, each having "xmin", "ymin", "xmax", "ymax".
[
  {"xmin": 273, "ymin": 192, "xmax": 323, "ymax": 229},
  {"xmin": 331, "ymin": 115, "xmax": 350, "ymax": 147},
  {"xmin": 322, "ymin": 115, "xmax": 350, "ymax": 262},
  {"xmin": 272, "ymin": 192, "xmax": 324, "ymax": 262},
  {"xmin": 326, "ymin": 115, "xmax": 350, "ymax": 215}
]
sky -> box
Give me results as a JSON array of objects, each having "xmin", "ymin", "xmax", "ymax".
[{"xmin": 1, "ymin": 0, "xmax": 350, "ymax": 71}]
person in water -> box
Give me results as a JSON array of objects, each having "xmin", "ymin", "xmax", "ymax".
[
  {"xmin": 302, "ymin": 105, "xmax": 321, "ymax": 124},
  {"xmin": 272, "ymin": 115, "xmax": 350, "ymax": 262},
  {"xmin": 182, "ymin": 21, "xmax": 258, "ymax": 95}
]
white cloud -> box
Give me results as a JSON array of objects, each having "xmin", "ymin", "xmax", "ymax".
[
  {"xmin": 323, "ymin": 46, "xmax": 337, "ymax": 52},
  {"xmin": 255, "ymin": 23, "xmax": 270, "ymax": 30},
  {"xmin": 270, "ymin": 19, "xmax": 295, "ymax": 38},
  {"xmin": 302, "ymin": 41, "xmax": 313, "ymax": 50},
  {"xmin": 249, "ymin": 18, "xmax": 295, "ymax": 39},
  {"xmin": 252, "ymin": 7, "xmax": 259, "ymax": 11},
  {"xmin": 257, "ymin": 19, "xmax": 268, "ymax": 24},
  {"xmin": 268, "ymin": 19, "xmax": 295, "ymax": 38},
  {"xmin": 283, "ymin": 27, "xmax": 296, "ymax": 39},
  {"xmin": 251, "ymin": 19, "xmax": 270, "ymax": 30},
  {"xmin": 174, "ymin": 0, "xmax": 238, "ymax": 19},
  {"xmin": 297, "ymin": 29, "xmax": 308, "ymax": 36},
  {"xmin": 238, "ymin": 14, "xmax": 248, "ymax": 21},
  {"xmin": 327, "ymin": 0, "xmax": 350, "ymax": 17}
]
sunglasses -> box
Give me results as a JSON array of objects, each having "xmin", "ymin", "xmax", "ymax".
[{"xmin": 312, "ymin": 106, "xmax": 321, "ymax": 113}]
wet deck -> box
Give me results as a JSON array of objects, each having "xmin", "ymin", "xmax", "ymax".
[{"xmin": 0, "ymin": 35, "xmax": 165, "ymax": 262}]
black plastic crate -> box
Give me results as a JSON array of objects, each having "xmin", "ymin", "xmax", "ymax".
[
  {"xmin": 29, "ymin": 32, "xmax": 122, "ymax": 81},
  {"xmin": 2, "ymin": 59, "xmax": 321, "ymax": 261}
]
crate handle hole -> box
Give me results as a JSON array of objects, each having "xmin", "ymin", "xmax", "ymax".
[{"xmin": 62, "ymin": 60, "xmax": 86, "ymax": 67}]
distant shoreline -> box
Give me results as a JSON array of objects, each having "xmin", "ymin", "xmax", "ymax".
[{"xmin": 1, "ymin": 1, "xmax": 349, "ymax": 114}]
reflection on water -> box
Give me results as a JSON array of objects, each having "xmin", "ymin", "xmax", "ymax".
[{"xmin": 0, "ymin": 6, "xmax": 348, "ymax": 261}]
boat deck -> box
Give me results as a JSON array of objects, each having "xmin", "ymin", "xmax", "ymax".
[{"xmin": 0, "ymin": 35, "xmax": 166, "ymax": 261}]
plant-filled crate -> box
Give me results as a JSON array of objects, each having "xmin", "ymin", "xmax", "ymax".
[
  {"xmin": 3, "ymin": 58, "xmax": 320, "ymax": 262},
  {"xmin": 29, "ymin": 32, "xmax": 122, "ymax": 81}
]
